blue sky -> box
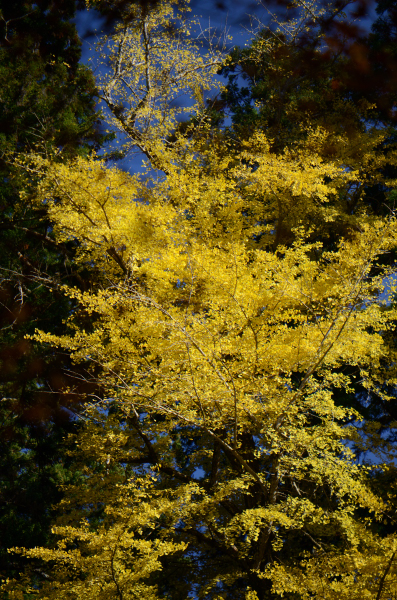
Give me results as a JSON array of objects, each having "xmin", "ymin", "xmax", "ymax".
[
  {"xmin": 73, "ymin": 0, "xmax": 380, "ymax": 174},
  {"xmin": 75, "ymin": 0, "xmax": 266, "ymax": 58},
  {"xmin": 73, "ymin": 0, "xmax": 301, "ymax": 173}
]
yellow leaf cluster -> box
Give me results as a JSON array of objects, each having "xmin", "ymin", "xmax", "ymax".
[{"xmin": 6, "ymin": 1, "xmax": 397, "ymax": 598}]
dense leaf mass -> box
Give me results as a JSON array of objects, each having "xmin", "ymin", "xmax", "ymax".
[{"xmin": 2, "ymin": 1, "xmax": 397, "ymax": 599}]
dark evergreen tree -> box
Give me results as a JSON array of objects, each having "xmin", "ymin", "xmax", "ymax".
[{"xmin": 0, "ymin": 0, "xmax": 106, "ymax": 585}]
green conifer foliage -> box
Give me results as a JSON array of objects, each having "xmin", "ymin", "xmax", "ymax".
[{"xmin": 0, "ymin": 0, "xmax": 106, "ymax": 584}]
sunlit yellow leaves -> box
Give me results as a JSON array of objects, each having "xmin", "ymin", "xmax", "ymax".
[
  {"xmin": 92, "ymin": 0, "xmax": 225, "ymax": 170},
  {"xmin": 12, "ymin": 474, "xmax": 192, "ymax": 600},
  {"xmin": 23, "ymin": 138, "xmax": 397, "ymax": 596},
  {"xmin": 8, "ymin": 1, "xmax": 397, "ymax": 598}
]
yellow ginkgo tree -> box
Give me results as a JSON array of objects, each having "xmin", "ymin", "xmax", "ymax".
[{"xmin": 5, "ymin": 1, "xmax": 397, "ymax": 599}]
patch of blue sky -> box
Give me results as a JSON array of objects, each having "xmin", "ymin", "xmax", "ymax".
[
  {"xmin": 377, "ymin": 271, "xmax": 397, "ymax": 306},
  {"xmin": 73, "ymin": 1, "xmax": 267, "ymax": 176},
  {"xmin": 191, "ymin": 466, "xmax": 206, "ymax": 480}
]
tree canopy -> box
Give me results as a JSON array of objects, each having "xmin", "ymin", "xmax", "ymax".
[{"xmin": 2, "ymin": 1, "xmax": 397, "ymax": 599}]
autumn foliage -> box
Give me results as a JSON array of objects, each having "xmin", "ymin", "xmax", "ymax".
[{"xmin": 3, "ymin": 1, "xmax": 397, "ymax": 599}]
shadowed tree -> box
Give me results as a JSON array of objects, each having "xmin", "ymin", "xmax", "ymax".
[{"xmin": 0, "ymin": 0, "xmax": 108, "ymax": 584}]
